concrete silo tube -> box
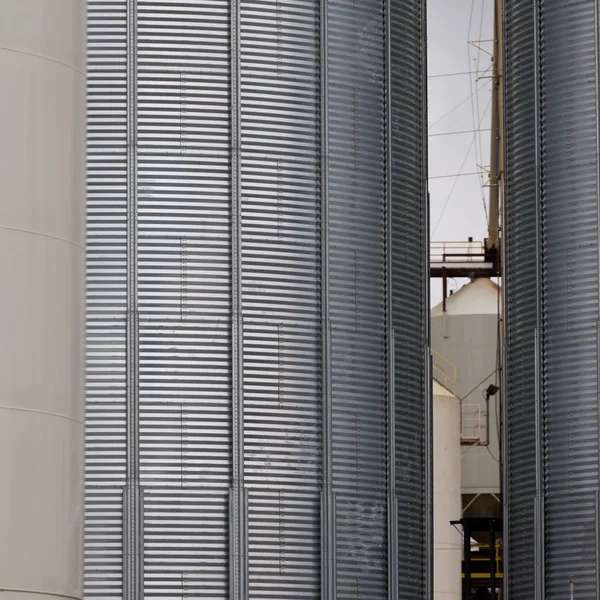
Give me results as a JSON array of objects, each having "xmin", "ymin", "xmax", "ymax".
[{"xmin": 0, "ymin": 2, "xmax": 85, "ymax": 599}]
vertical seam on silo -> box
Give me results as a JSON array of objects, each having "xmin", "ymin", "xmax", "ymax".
[
  {"xmin": 533, "ymin": 0, "xmax": 545, "ymax": 597},
  {"xmin": 319, "ymin": 0, "xmax": 334, "ymax": 591},
  {"xmin": 534, "ymin": 327, "xmax": 543, "ymax": 600},
  {"xmin": 180, "ymin": 237, "xmax": 187, "ymax": 320},
  {"xmin": 595, "ymin": 2, "xmax": 600, "ymax": 597},
  {"xmin": 124, "ymin": 0, "xmax": 141, "ymax": 599},
  {"xmin": 230, "ymin": 0, "xmax": 245, "ymax": 591},
  {"xmin": 384, "ymin": 0, "xmax": 397, "ymax": 595}
]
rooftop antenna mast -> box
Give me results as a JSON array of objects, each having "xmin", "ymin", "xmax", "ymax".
[
  {"xmin": 431, "ymin": 0, "xmax": 504, "ymax": 300},
  {"xmin": 486, "ymin": 0, "xmax": 504, "ymax": 261}
]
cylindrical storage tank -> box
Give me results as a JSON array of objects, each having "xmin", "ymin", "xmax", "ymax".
[
  {"xmin": 85, "ymin": 0, "xmax": 429, "ymax": 598},
  {"xmin": 504, "ymin": 1, "xmax": 600, "ymax": 597},
  {"xmin": 433, "ymin": 382, "xmax": 461, "ymax": 600},
  {"xmin": 0, "ymin": 3, "xmax": 85, "ymax": 600},
  {"xmin": 431, "ymin": 278, "xmax": 501, "ymax": 498}
]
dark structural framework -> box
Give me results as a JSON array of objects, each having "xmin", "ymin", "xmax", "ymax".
[{"xmin": 85, "ymin": 0, "xmax": 429, "ymax": 597}]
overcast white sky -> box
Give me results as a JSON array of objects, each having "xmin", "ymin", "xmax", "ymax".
[{"xmin": 427, "ymin": 0, "xmax": 494, "ymax": 305}]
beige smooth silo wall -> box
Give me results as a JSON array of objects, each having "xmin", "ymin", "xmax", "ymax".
[
  {"xmin": 431, "ymin": 278, "xmax": 500, "ymax": 496},
  {"xmin": 0, "ymin": 2, "xmax": 85, "ymax": 600},
  {"xmin": 433, "ymin": 381, "xmax": 462, "ymax": 600}
]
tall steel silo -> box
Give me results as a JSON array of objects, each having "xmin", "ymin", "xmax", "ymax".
[
  {"xmin": 504, "ymin": 1, "xmax": 600, "ymax": 598},
  {"xmin": 85, "ymin": 1, "xmax": 429, "ymax": 598}
]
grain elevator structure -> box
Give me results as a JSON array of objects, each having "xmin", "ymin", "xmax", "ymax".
[
  {"xmin": 504, "ymin": 0, "xmax": 600, "ymax": 597},
  {"xmin": 85, "ymin": 0, "xmax": 430, "ymax": 599}
]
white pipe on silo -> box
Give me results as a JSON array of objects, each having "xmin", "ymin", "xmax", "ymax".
[{"xmin": 0, "ymin": 2, "xmax": 85, "ymax": 599}]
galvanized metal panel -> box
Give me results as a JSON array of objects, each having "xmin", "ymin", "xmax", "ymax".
[
  {"xmin": 143, "ymin": 489, "xmax": 230, "ymax": 597},
  {"xmin": 84, "ymin": 488, "xmax": 125, "ymax": 598},
  {"xmin": 243, "ymin": 323, "xmax": 321, "ymax": 598},
  {"xmin": 330, "ymin": 329, "xmax": 387, "ymax": 499},
  {"xmin": 505, "ymin": 0, "xmax": 600, "ymax": 597},
  {"xmin": 335, "ymin": 495, "xmax": 388, "ymax": 599},
  {"xmin": 239, "ymin": 0, "xmax": 322, "ymax": 594},
  {"xmin": 247, "ymin": 489, "xmax": 321, "ymax": 598},
  {"xmin": 541, "ymin": 1, "xmax": 600, "ymax": 596},
  {"xmin": 135, "ymin": 2, "xmax": 233, "ymax": 596},
  {"xmin": 326, "ymin": 0, "xmax": 391, "ymax": 594},
  {"xmin": 86, "ymin": 2, "xmax": 128, "ymax": 598},
  {"xmin": 86, "ymin": 0, "xmax": 429, "ymax": 597},
  {"xmin": 240, "ymin": 0, "xmax": 320, "ymax": 324},
  {"xmin": 243, "ymin": 322, "xmax": 321, "ymax": 490},
  {"xmin": 390, "ymin": 0, "xmax": 428, "ymax": 592},
  {"xmin": 327, "ymin": 0, "xmax": 387, "ymax": 330},
  {"xmin": 503, "ymin": 0, "xmax": 539, "ymax": 595}
]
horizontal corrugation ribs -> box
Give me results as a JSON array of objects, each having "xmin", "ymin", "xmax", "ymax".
[
  {"xmin": 505, "ymin": 0, "xmax": 600, "ymax": 597},
  {"xmin": 136, "ymin": 1, "xmax": 232, "ymax": 597},
  {"xmin": 330, "ymin": 329, "xmax": 387, "ymax": 498},
  {"xmin": 504, "ymin": 0, "xmax": 538, "ymax": 596},
  {"xmin": 240, "ymin": 0, "xmax": 321, "ymax": 595},
  {"xmin": 86, "ymin": 2, "xmax": 128, "ymax": 598},
  {"xmin": 86, "ymin": 0, "xmax": 428, "ymax": 597},
  {"xmin": 327, "ymin": 4, "xmax": 386, "ymax": 331},
  {"xmin": 143, "ymin": 490, "xmax": 229, "ymax": 597},
  {"xmin": 240, "ymin": 0, "xmax": 320, "ymax": 323},
  {"xmin": 335, "ymin": 496, "xmax": 387, "ymax": 598},
  {"xmin": 390, "ymin": 0, "xmax": 427, "ymax": 594},
  {"xmin": 85, "ymin": 489, "xmax": 125, "ymax": 598},
  {"xmin": 247, "ymin": 490, "xmax": 321, "ymax": 597},
  {"xmin": 243, "ymin": 322, "xmax": 321, "ymax": 490},
  {"xmin": 540, "ymin": 0, "xmax": 599, "ymax": 596},
  {"xmin": 326, "ymin": 0, "xmax": 389, "ymax": 595}
]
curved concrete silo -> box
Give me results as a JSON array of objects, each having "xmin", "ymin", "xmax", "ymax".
[
  {"xmin": 504, "ymin": 0, "xmax": 600, "ymax": 597},
  {"xmin": 433, "ymin": 381, "xmax": 461, "ymax": 600},
  {"xmin": 431, "ymin": 278, "xmax": 501, "ymax": 501},
  {"xmin": 0, "ymin": 2, "xmax": 85, "ymax": 600},
  {"xmin": 85, "ymin": 0, "xmax": 429, "ymax": 598}
]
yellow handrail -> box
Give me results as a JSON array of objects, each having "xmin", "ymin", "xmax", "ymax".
[
  {"xmin": 432, "ymin": 349, "xmax": 457, "ymax": 395},
  {"xmin": 461, "ymin": 540, "xmax": 503, "ymax": 579}
]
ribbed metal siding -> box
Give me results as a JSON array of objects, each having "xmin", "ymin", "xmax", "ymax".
[
  {"xmin": 136, "ymin": 2, "xmax": 233, "ymax": 597},
  {"xmin": 503, "ymin": 0, "xmax": 538, "ymax": 597},
  {"xmin": 390, "ymin": 0, "xmax": 429, "ymax": 594},
  {"xmin": 240, "ymin": 0, "xmax": 322, "ymax": 595},
  {"xmin": 85, "ymin": 0, "xmax": 428, "ymax": 598},
  {"xmin": 504, "ymin": 1, "xmax": 600, "ymax": 597},
  {"xmin": 327, "ymin": 0, "xmax": 388, "ymax": 596},
  {"xmin": 86, "ymin": 2, "xmax": 128, "ymax": 597}
]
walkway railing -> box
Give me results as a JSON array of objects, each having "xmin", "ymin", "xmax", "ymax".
[
  {"xmin": 432, "ymin": 349, "xmax": 457, "ymax": 395},
  {"xmin": 431, "ymin": 240, "xmax": 486, "ymax": 264}
]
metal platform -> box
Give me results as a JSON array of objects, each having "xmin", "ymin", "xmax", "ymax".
[{"xmin": 431, "ymin": 241, "xmax": 499, "ymax": 278}]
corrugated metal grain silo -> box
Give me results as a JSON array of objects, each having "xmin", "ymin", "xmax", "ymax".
[
  {"xmin": 504, "ymin": 1, "xmax": 600, "ymax": 597},
  {"xmin": 85, "ymin": 0, "xmax": 429, "ymax": 598}
]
